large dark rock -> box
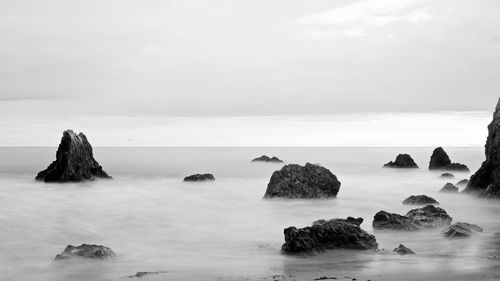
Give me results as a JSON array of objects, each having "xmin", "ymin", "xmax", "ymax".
[
  {"xmin": 252, "ymin": 155, "xmax": 283, "ymax": 163},
  {"xmin": 373, "ymin": 205, "xmax": 452, "ymax": 231},
  {"xmin": 429, "ymin": 147, "xmax": 469, "ymax": 171},
  {"xmin": 264, "ymin": 163, "xmax": 340, "ymax": 199},
  {"xmin": 441, "ymin": 222, "xmax": 483, "ymax": 238},
  {"xmin": 36, "ymin": 130, "xmax": 111, "ymax": 182},
  {"xmin": 440, "ymin": 183, "xmax": 459, "ymax": 193},
  {"xmin": 393, "ymin": 244, "xmax": 415, "ymax": 255},
  {"xmin": 402, "ymin": 195, "xmax": 439, "ymax": 205},
  {"xmin": 281, "ymin": 217, "xmax": 378, "ymax": 254},
  {"xmin": 55, "ymin": 244, "xmax": 115, "ymax": 260},
  {"xmin": 465, "ymin": 98, "xmax": 500, "ymax": 198},
  {"xmin": 384, "ymin": 154, "xmax": 418, "ymax": 168},
  {"xmin": 183, "ymin": 173, "xmax": 215, "ymax": 181}
]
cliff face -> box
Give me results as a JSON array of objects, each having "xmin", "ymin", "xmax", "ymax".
[
  {"xmin": 36, "ymin": 130, "xmax": 111, "ymax": 182},
  {"xmin": 465, "ymin": 98, "xmax": 500, "ymax": 197}
]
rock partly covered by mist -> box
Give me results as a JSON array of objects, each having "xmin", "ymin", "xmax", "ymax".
[
  {"xmin": 264, "ymin": 163, "xmax": 341, "ymax": 199},
  {"xmin": 36, "ymin": 130, "xmax": 111, "ymax": 182},
  {"xmin": 440, "ymin": 183, "xmax": 459, "ymax": 193},
  {"xmin": 183, "ymin": 173, "xmax": 215, "ymax": 181},
  {"xmin": 446, "ymin": 163, "xmax": 470, "ymax": 172},
  {"xmin": 402, "ymin": 195, "xmax": 439, "ymax": 205},
  {"xmin": 281, "ymin": 217, "xmax": 378, "ymax": 254},
  {"xmin": 465, "ymin": 98, "xmax": 500, "ymax": 198},
  {"xmin": 456, "ymin": 179, "xmax": 469, "ymax": 186},
  {"xmin": 440, "ymin": 173, "xmax": 454, "ymax": 178},
  {"xmin": 393, "ymin": 244, "xmax": 415, "ymax": 255},
  {"xmin": 383, "ymin": 154, "xmax": 418, "ymax": 168},
  {"xmin": 55, "ymin": 244, "xmax": 115, "ymax": 260},
  {"xmin": 252, "ymin": 155, "xmax": 283, "ymax": 163},
  {"xmin": 441, "ymin": 222, "xmax": 483, "ymax": 238},
  {"xmin": 373, "ymin": 205, "xmax": 452, "ymax": 231},
  {"xmin": 429, "ymin": 147, "xmax": 469, "ymax": 171}
]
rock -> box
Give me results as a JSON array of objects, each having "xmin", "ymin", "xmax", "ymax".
[
  {"xmin": 252, "ymin": 155, "xmax": 283, "ymax": 163},
  {"xmin": 36, "ymin": 130, "xmax": 111, "ymax": 182},
  {"xmin": 281, "ymin": 217, "xmax": 378, "ymax": 254},
  {"xmin": 383, "ymin": 154, "xmax": 418, "ymax": 168},
  {"xmin": 373, "ymin": 205, "xmax": 452, "ymax": 231},
  {"xmin": 183, "ymin": 173, "xmax": 215, "ymax": 181},
  {"xmin": 313, "ymin": 217, "xmax": 363, "ymax": 227},
  {"xmin": 440, "ymin": 183, "xmax": 459, "ymax": 193},
  {"xmin": 429, "ymin": 147, "xmax": 451, "ymax": 170},
  {"xmin": 446, "ymin": 163, "xmax": 470, "ymax": 172},
  {"xmin": 402, "ymin": 195, "xmax": 439, "ymax": 205},
  {"xmin": 393, "ymin": 244, "xmax": 415, "ymax": 255},
  {"xmin": 456, "ymin": 179, "xmax": 469, "ymax": 186},
  {"xmin": 442, "ymin": 222, "xmax": 483, "ymax": 238},
  {"xmin": 54, "ymin": 244, "xmax": 115, "ymax": 260},
  {"xmin": 440, "ymin": 173, "xmax": 454, "ymax": 178},
  {"xmin": 465, "ymin": 98, "xmax": 500, "ymax": 198},
  {"xmin": 129, "ymin": 272, "xmax": 161, "ymax": 278},
  {"xmin": 264, "ymin": 163, "xmax": 341, "ymax": 199}
]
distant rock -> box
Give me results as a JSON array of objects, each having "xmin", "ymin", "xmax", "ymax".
[
  {"xmin": 281, "ymin": 217, "xmax": 378, "ymax": 254},
  {"xmin": 429, "ymin": 147, "xmax": 469, "ymax": 171},
  {"xmin": 440, "ymin": 173, "xmax": 454, "ymax": 178},
  {"xmin": 252, "ymin": 155, "xmax": 283, "ymax": 163},
  {"xmin": 373, "ymin": 205, "xmax": 452, "ymax": 231},
  {"xmin": 183, "ymin": 173, "xmax": 215, "ymax": 181},
  {"xmin": 36, "ymin": 130, "xmax": 111, "ymax": 182},
  {"xmin": 129, "ymin": 272, "xmax": 161, "ymax": 278},
  {"xmin": 446, "ymin": 163, "xmax": 470, "ymax": 172},
  {"xmin": 456, "ymin": 179, "xmax": 469, "ymax": 186},
  {"xmin": 384, "ymin": 154, "xmax": 418, "ymax": 168},
  {"xmin": 442, "ymin": 222, "xmax": 483, "ymax": 238},
  {"xmin": 264, "ymin": 163, "xmax": 340, "ymax": 199},
  {"xmin": 55, "ymin": 244, "xmax": 115, "ymax": 260},
  {"xmin": 440, "ymin": 183, "xmax": 459, "ymax": 193},
  {"xmin": 402, "ymin": 195, "xmax": 439, "ymax": 205},
  {"xmin": 393, "ymin": 244, "xmax": 415, "ymax": 255}
]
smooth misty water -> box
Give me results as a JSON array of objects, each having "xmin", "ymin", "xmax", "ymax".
[{"xmin": 0, "ymin": 147, "xmax": 499, "ymax": 281}]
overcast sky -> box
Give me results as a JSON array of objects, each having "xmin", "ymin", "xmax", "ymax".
[{"xmin": 0, "ymin": 0, "xmax": 499, "ymax": 146}]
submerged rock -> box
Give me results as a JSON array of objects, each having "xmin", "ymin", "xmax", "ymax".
[
  {"xmin": 252, "ymin": 155, "xmax": 283, "ymax": 163},
  {"xmin": 373, "ymin": 205, "xmax": 452, "ymax": 231},
  {"xmin": 183, "ymin": 173, "xmax": 215, "ymax": 181},
  {"xmin": 281, "ymin": 217, "xmax": 378, "ymax": 254},
  {"xmin": 456, "ymin": 179, "xmax": 469, "ymax": 186},
  {"xmin": 440, "ymin": 173, "xmax": 454, "ymax": 178},
  {"xmin": 264, "ymin": 163, "xmax": 340, "ymax": 199},
  {"xmin": 55, "ymin": 244, "xmax": 115, "ymax": 260},
  {"xmin": 393, "ymin": 244, "xmax": 415, "ymax": 255},
  {"xmin": 446, "ymin": 163, "xmax": 470, "ymax": 172},
  {"xmin": 440, "ymin": 183, "xmax": 459, "ymax": 193},
  {"xmin": 384, "ymin": 154, "xmax": 418, "ymax": 168},
  {"xmin": 429, "ymin": 147, "xmax": 469, "ymax": 171},
  {"xmin": 402, "ymin": 195, "xmax": 439, "ymax": 205},
  {"xmin": 36, "ymin": 130, "xmax": 111, "ymax": 182},
  {"xmin": 129, "ymin": 272, "xmax": 161, "ymax": 278},
  {"xmin": 442, "ymin": 222, "xmax": 483, "ymax": 238}
]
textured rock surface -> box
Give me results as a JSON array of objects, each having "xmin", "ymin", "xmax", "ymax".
[
  {"xmin": 393, "ymin": 244, "xmax": 415, "ymax": 255},
  {"xmin": 36, "ymin": 130, "xmax": 110, "ymax": 182},
  {"xmin": 384, "ymin": 154, "xmax": 418, "ymax": 168},
  {"xmin": 429, "ymin": 147, "xmax": 451, "ymax": 170},
  {"xmin": 373, "ymin": 205, "xmax": 452, "ymax": 231},
  {"xmin": 442, "ymin": 222, "xmax": 483, "ymax": 238},
  {"xmin": 183, "ymin": 173, "xmax": 215, "ymax": 181},
  {"xmin": 465, "ymin": 98, "xmax": 500, "ymax": 198},
  {"xmin": 440, "ymin": 183, "xmax": 459, "ymax": 193},
  {"xmin": 281, "ymin": 217, "xmax": 378, "ymax": 254},
  {"xmin": 402, "ymin": 195, "xmax": 439, "ymax": 205},
  {"xmin": 264, "ymin": 163, "xmax": 340, "ymax": 199},
  {"xmin": 55, "ymin": 244, "xmax": 115, "ymax": 260},
  {"xmin": 440, "ymin": 173, "xmax": 454, "ymax": 178},
  {"xmin": 252, "ymin": 155, "xmax": 283, "ymax": 163},
  {"xmin": 372, "ymin": 211, "xmax": 420, "ymax": 231}
]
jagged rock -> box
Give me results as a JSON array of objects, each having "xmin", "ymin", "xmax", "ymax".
[
  {"xmin": 440, "ymin": 173, "xmax": 454, "ymax": 178},
  {"xmin": 393, "ymin": 244, "xmax": 415, "ymax": 255},
  {"xmin": 36, "ymin": 130, "xmax": 111, "ymax": 182},
  {"xmin": 440, "ymin": 183, "xmax": 459, "ymax": 193},
  {"xmin": 442, "ymin": 222, "xmax": 483, "ymax": 238},
  {"xmin": 183, "ymin": 173, "xmax": 215, "ymax": 181},
  {"xmin": 384, "ymin": 154, "xmax": 418, "ymax": 168},
  {"xmin": 281, "ymin": 217, "xmax": 378, "ymax": 254},
  {"xmin": 402, "ymin": 195, "xmax": 439, "ymax": 205},
  {"xmin": 428, "ymin": 147, "xmax": 469, "ymax": 171},
  {"xmin": 465, "ymin": 98, "xmax": 500, "ymax": 198},
  {"xmin": 446, "ymin": 163, "xmax": 470, "ymax": 172},
  {"xmin": 313, "ymin": 217, "xmax": 363, "ymax": 227},
  {"xmin": 264, "ymin": 163, "xmax": 340, "ymax": 199},
  {"xmin": 252, "ymin": 155, "xmax": 283, "ymax": 163},
  {"xmin": 54, "ymin": 244, "xmax": 115, "ymax": 260},
  {"xmin": 373, "ymin": 205, "xmax": 452, "ymax": 231},
  {"xmin": 456, "ymin": 179, "xmax": 469, "ymax": 186}
]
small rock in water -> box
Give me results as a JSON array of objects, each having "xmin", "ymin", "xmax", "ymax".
[
  {"xmin": 440, "ymin": 183, "xmax": 459, "ymax": 193},
  {"xmin": 129, "ymin": 272, "xmax": 160, "ymax": 278},
  {"xmin": 383, "ymin": 154, "xmax": 418, "ymax": 168},
  {"xmin": 314, "ymin": 277, "xmax": 337, "ymax": 280},
  {"xmin": 373, "ymin": 205, "xmax": 452, "ymax": 231},
  {"xmin": 252, "ymin": 155, "xmax": 283, "ymax": 163},
  {"xmin": 393, "ymin": 244, "xmax": 415, "ymax": 255},
  {"xmin": 54, "ymin": 244, "xmax": 115, "ymax": 260},
  {"xmin": 402, "ymin": 195, "xmax": 439, "ymax": 205},
  {"xmin": 442, "ymin": 222, "xmax": 483, "ymax": 238},
  {"xmin": 183, "ymin": 173, "xmax": 215, "ymax": 181},
  {"xmin": 440, "ymin": 173, "xmax": 454, "ymax": 178},
  {"xmin": 456, "ymin": 179, "xmax": 469, "ymax": 186}
]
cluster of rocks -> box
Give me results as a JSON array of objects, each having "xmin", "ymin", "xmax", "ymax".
[
  {"xmin": 429, "ymin": 147, "xmax": 469, "ymax": 171},
  {"xmin": 252, "ymin": 155, "xmax": 283, "ymax": 163},
  {"xmin": 372, "ymin": 205, "xmax": 452, "ymax": 231}
]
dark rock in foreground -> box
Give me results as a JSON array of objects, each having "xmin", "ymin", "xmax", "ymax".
[
  {"xmin": 393, "ymin": 244, "xmax": 415, "ymax": 255},
  {"xmin": 281, "ymin": 217, "xmax": 378, "ymax": 254},
  {"xmin": 384, "ymin": 154, "xmax": 418, "ymax": 168},
  {"xmin": 402, "ymin": 195, "xmax": 439, "ymax": 205},
  {"xmin": 429, "ymin": 147, "xmax": 451, "ymax": 170},
  {"xmin": 442, "ymin": 222, "xmax": 483, "ymax": 238},
  {"xmin": 183, "ymin": 173, "xmax": 215, "ymax": 181},
  {"xmin": 440, "ymin": 173, "xmax": 454, "ymax": 178},
  {"xmin": 36, "ymin": 130, "xmax": 111, "ymax": 182},
  {"xmin": 252, "ymin": 155, "xmax": 283, "ymax": 163},
  {"xmin": 465, "ymin": 98, "xmax": 500, "ymax": 198},
  {"xmin": 456, "ymin": 179, "xmax": 469, "ymax": 186},
  {"xmin": 440, "ymin": 183, "xmax": 459, "ymax": 193},
  {"xmin": 373, "ymin": 205, "xmax": 452, "ymax": 231},
  {"xmin": 55, "ymin": 244, "xmax": 115, "ymax": 260},
  {"xmin": 264, "ymin": 163, "xmax": 340, "ymax": 199}
]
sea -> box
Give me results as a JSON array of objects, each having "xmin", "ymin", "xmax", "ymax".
[{"xmin": 0, "ymin": 147, "xmax": 499, "ymax": 281}]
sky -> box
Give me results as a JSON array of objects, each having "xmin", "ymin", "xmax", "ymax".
[{"xmin": 0, "ymin": 0, "xmax": 499, "ymax": 146}]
